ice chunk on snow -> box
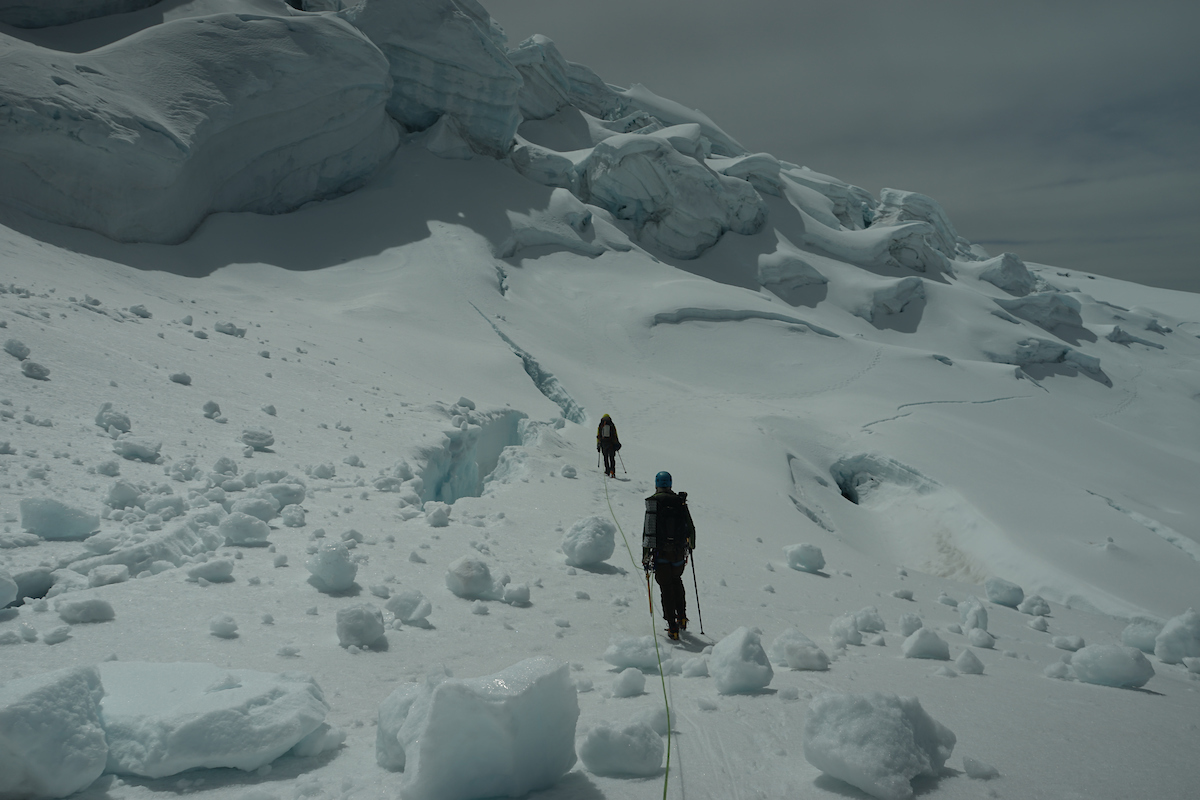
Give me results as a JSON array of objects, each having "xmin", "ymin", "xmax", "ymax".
[
  {"xmin": 984, "ymin": 577, "xmax": 1023, "ymax": 608},
  {"xmin": 855, "ymin": 606, "xmax": 886, "ymax": 633},
  {"xmin": 561, "ymin": 515, "xmax": 616, "ymax": 567},
  {"xmin": 785, "ymin": 543, "xmax": 825, "ymax": 573},
  {"xmin": 830, "ymin": 613, "xmax": 862, "ymax": 648},
  {"xmin": 19, "ymin": 497, "xmax": 99, "ymax": 540},
  {"xmin": 385, "ymin": 589, "xmax": 432, "ymax": 624},
  {"xmin": 967, "ymin": 628, "xmax": 995, "ymax": 649},
  {"xmin": 0, "ymin": 666, "xmax": 107, "ymax": 800},
  {"xmin": 958, "ymin": 596, "xmax": 988, "ymax": 632},
  {"xmin": 955, "ymin": 650, "xmax": 985, "ymax": 675},
  {"xmin": 98, "ymin": 661, "xmax": 328, "ymax": 778},
  {"xmin": 1, "ymin": 569, "xmax": 18, "ymax": 607},
  {"xmin": 305, "ymin": 542, "xmax": 358, "ymax": 593},
  {"xmin": 768, "ymin": 628, "xmax": 830, "ymax": 671},
  {"xmin": 898, "ymin": 613, "xmax": 923, "ymax": 637},
  {"xmin": 1154, "ymin": 608, "xmax": 1200, "ymax": 665},
  {"xmin": 1120, "ymin": 616, "xmax": 1164, "ymax": 653},
  {"xmin": 0, "ymin": 11, "xmax": 398, "ymax": 244},
  {"xmin": 209, "ymin": 615, "xmax": 238, "ymax": 638},
  {"xmin": 220, "ymin": 511, "xmax": 272, "ymax": 547},
  {"xmin": 803, "ymin": 691, "xmax": 956, "ymax": 800},
  {"xmin": 902, "ymin": 628, "xmax": 950, "ymax": 661},
  {"xmin": 603, "ymin": 636, "xmax": 662, "ymax": 670},
  {"xmin": 1053, "ymin": 635, "xmax": 1085, "ymax": 651},
  {"xmin": 94, "ymin": 402, "xmax": 132, "ymax": 434},
  {"xmin": 445, "ymin": 555, "xmax": 501, "ymax": 600},
  {"xmin": 56, "ymin": 597, "xmax": 116, "ymax": 624},
  {"xmin": 376, "ymin": 682, "xmax": 422, "ymax": 771},
  {"xmin": 112, "ymin": 436, "xmax": 162, "ymax": 462},
  {"xmin": 578, "ymin": 721, "xmax": 663, "ymax": 777},
  {"xmin": 1071, "ymin": 645, "xmax": 1154, "ymax": 688},
  {"xmin": 1018, "ymin": 594, "xmax": 1051, "ymax": 616},
  {"xmin": 336, "ymin": 604, "xmax": 386, "ymax": 648},
  {"xmin": 376, "ymin": 657, "xmax": 578, "ymax": 799},
  {"xmin": 710, "ymin": 626, "xmax": 773, "ymax": 694},
  {"xmin": 186, "ymin": 558, "xmax": 234, "ymax": 583},
  {"xmin": 962, "ymin": 756, "xmax": 1000, "ymax": 780},
  {"xmin": 611, "ymin": 668, "xmax": 645, "ymax": 698}
]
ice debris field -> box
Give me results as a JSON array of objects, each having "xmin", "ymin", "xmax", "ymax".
[{"xmin": 2, "ymin": 2, "xmax": 1200, "ymax": 800}]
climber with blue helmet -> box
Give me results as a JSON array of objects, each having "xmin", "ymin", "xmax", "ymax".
[{"xmin": 642, "ymin": 470, "xmax": 696, "ymax": 639}]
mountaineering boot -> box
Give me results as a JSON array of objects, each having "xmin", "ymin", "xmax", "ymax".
[
  {"xmin": 679, "ymin": 616, "xmax": 688, "ymax": 632},
  {"xmin": 667, "ymin": 628, "xmax": 680, "ymax": 641}
]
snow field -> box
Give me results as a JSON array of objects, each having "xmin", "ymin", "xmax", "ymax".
[{"xmin": 1, "ymin": 1, "xmax": 1200, "ymax": 797}]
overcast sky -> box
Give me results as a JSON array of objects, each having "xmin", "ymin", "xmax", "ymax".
[{"xmin": 491, "ymin": 0, "xmax": 1200, "ymax": 294}]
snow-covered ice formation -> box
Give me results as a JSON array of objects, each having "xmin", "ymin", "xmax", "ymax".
[
  {"xmin": 1154, "ymin": 608, "xmax": 1200, "ymax": 665},
  {"xmin": 385, "ymin": 589, "xmax": 433, "ymax": 625},
  {"xmin": 784, "ymin": 543, "xmax": 825, "ymax": 573},
  {"xmin": 984, "ymin": 576, "xmax": 1024, "ymax": 608},
  {"xmin": 602, "ymin": 635, "xmax": 662, "ymax": 671},
  {"xmin": 444, "ymin": 555, "xmax": 502, "ymax": 600},
  {"xmin": 98, "ymin": 661, "xmax": 329, "ymax": 777},
  {"xmin": 578, "ymin": 721, "xmax": 664, "ymax": 777},
  {"xmin": 1121, "ymin": 616, "xmax": 1164, "ymax": 653},
  {"xmin": 959, "ymin": 596, "xmax": 989, "ymax": 632},
  {"xmin": 803, "ymin": 691, "xmax": 956, "ymax": 800},
  {"xmin": 19, "ymin": 497, "xmax": 99, "ymax": 540},
  {"xmin": 955, "ymin": 649, "xmax": 985, "ymax": 675},
  {"xmin": 902, "ymin": 628, "xmax": 950, "ymax": 661},
  {"xmin": 709, "ymin": 626, "xmax": 773, "ymax": 694},
  {"xmin": 560, "ymin": 515, "xmax": 616, "ymax": 567},
  {"xmin": 0, "ymin": 666, "xmax": 108, "ymax": 800},
  {"xmin": 336, "ymin": 604, "xmax": 386, "ymax": 648},
  {"xmin": 1071, "ymin": 644, "xmax": 1155, "ymax": 688},
  {"xmin": 768, "ymin": 628, "xmax": 830, "ymax": 671},
  {"xmin": 374, "ymin": 657, "xmax": 578, "ymax": 799},
  {"xmin": 317, "ymin": 0, "xmax": 522, "ymax": 158},
  {"xmin": 575, "ymin": 129, "xmax": 766, "ymax": 258},
  {"xmin": 611, "ymin": 667, "xmax": 645, "ymax": 698},
  {"xmin": 305, "ymin": 541, "xmax": 358, "ymax": 592},
  {"xmin": 0, "ymin": 8, "xmax": 398, "ymax": 243}
]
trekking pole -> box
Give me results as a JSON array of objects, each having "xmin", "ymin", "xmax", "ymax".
[
  {"xmin": 597, "ymin": 451, "xmax": 602, "ymax": 470},
  {"xmin": 689, "ymin": 552, "xmax": 704, "ymax": 634},
  {"xmin": 617, "ymin": 451, "xmax": 626, "ymax": 474}
]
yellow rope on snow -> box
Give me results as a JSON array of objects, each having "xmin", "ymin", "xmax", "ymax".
[{"xmin": 605, "ymin": 473, "xmax": 673, "ymax": 800}]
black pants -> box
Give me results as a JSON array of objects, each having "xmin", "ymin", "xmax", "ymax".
[
  {"xmin": 654, "ymin": 560, "xmax": 687, "ymax": 631},
  {"xmin": 600, "ymin": 445, "xmax": 617, "ymax": 474}
]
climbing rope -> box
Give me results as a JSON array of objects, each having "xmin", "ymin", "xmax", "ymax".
[{"xmin": 605, "ymin": 474, "xmax": 673, "ymax": 800}]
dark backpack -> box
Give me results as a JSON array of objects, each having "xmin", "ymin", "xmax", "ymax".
[{"xmin": 644, "ymin": 492, "xmax": 689, "ymax": 552}]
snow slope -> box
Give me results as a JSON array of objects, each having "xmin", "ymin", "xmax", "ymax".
[{"xmin": 3, "ymin": 2, "xmax": 1200, "ymax": 799}]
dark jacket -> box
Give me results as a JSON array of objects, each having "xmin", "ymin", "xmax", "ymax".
[
  {"xmin": 642, "ymin": 488, "xmax": 695, "ymax": 565},
  {"xmin": 596, "ymin": 417, "xmax": 620, "ymax": 451}
]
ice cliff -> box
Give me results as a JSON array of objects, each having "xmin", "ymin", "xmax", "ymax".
[{"xmin": 0, "ymin": 6, "xmax": 398, "ymax": 243}]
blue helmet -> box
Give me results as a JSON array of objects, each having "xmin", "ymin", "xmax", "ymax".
[{"xmin": 655, "ymin": 471, "xmax": 672, "ymax": 488}]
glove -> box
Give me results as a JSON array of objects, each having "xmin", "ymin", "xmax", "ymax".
[
  {"xmin": 642, "ymin": 557, "xmax": 654, "ymax": 573},
  {"xmin": 615, "ymin": 442, "xmax": 622, "ymax": 451},
  {"xmin": 596, "ymin": 444, "xmax": 600, "ymax": 452}
]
